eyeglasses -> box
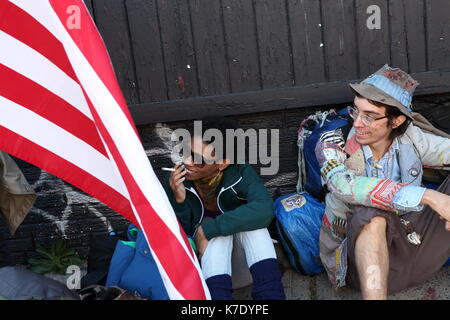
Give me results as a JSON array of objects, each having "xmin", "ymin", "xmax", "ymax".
[{"xmin": 347, "ymin": 106, "xmax": 388, "ymax": 126}]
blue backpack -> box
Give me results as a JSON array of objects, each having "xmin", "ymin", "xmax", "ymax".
[
  {"xmin": 106, "ymin": 225, "xmax": 169, "ymax": 300},
  {"xmin": 274, "ymin": 192, "xmax": 325, "ymax": 275},
  {"xmin": 274, "ymin": 108, "xmax": 350, "ymax": 275},
  {"xmin": 297, "ymin": 108, "xmax": 352, "ymax": 201}
]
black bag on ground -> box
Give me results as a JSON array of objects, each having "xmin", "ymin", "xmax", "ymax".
[
  {"xmin": 78, "ymin": 285, "xmax": 146, "ymax": 300},
  {"xmin": 0, "ymin": 239, "xmax": 10, "ymax": 268},
  {"xmin": 80, "ymin": 230, "xmax": 128, "ymax": 289}
]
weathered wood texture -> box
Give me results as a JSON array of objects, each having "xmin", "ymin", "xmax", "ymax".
[
  {"xmin": 189, "ymin": 0, "xmax": 230, "ymax": 95},
  {"xmin": 355, "ymin": 0, "xmax": 390, "ymax": 76},
  {"xmin": 254, "ymin": 0, "xmax": 293, "ymax": 89},
  {"xmin": 126, "ymin": 0, "xmax": 167, "ymax": 102},
  {"xmin": 92, "ymin": 0, "xmax": 140, "ymax": 104},
  {"xmin": 425, "ymin": 0, "xmax": 450, "ymax": 71},
  {"xmin": 157, "ymin": 0, "xmax": 199, "ymax": 99},
  {"xmin": 130, "ymin": 70, "xmax": 450, "ymax": 124},
  {"xmin": 287, "ymin": 0, "xmax": 326, "ymax": 85},
  {"xmin": 80, "ymin": 0, "xmax": 450, "ymax": 124},
  {"xmin": 222, "ymin": 0, "xmax": 261, "ymax": 92}
]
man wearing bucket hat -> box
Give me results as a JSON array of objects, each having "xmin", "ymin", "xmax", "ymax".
[{"xmin": 315, "ymin": 64, "xmax": 450, "ymax": 299}]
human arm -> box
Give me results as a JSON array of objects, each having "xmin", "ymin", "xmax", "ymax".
[
  {"xmin": 404, "ymin": 125, "xmax": 450, "ymax": 169},
  {"xmin": 194, "ymin": 225, "xmax": 208, "ymax": 259},
  {"xmin": 200, "ymin": 165, "xmax": 274, "ymax": 240},
  {"xmin": 167, "ymin": 164, "xmax": 187, "ymax": 203},
  {"xmin": 162, "ymin": 166, "xmax": 196, "ymax": 235},
  {"xmin": 315, "ymin": 130, "xmax": 425, "ymax": 213},
  {"xmin": 407, "ymin": 125, "xmax": 450, "ymax": 229},
  {"xmin": 421, "ymin": 189, "xmax": 450, "ymax": 230}
]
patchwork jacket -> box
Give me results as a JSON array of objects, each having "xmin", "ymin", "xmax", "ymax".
[{"xmin": 315, "ymin": 124, "xmax": 450, "ymax": 287}]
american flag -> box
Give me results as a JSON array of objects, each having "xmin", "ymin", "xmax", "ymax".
[{"xmin": 0, "ymin": 0, "xmax": 209, "ymax": 300}]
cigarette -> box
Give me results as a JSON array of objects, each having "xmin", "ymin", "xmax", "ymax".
[{"xmin": 161, "ymin": 167, "xmax": 192, "ymax": 173}]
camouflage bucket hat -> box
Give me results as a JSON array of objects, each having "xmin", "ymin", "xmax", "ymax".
[{"xmin": 349, "ymin": 64, "xmax": 419, "ymax": 120}]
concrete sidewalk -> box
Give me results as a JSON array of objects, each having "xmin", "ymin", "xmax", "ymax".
[
  {"xmin": 233, "ymin": 244, "xmax": 450, "ymax": 300},
  {"xmin": 44, "ymin": 244, "xmax": 449, "ymax": 300},
  {"xmin": 234, "ymin": 267, "xmax": 450, "ymax": 300}
]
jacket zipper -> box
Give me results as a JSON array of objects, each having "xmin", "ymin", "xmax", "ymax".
[
  {"xmin": 188, "ymin": 176, "xmax": 243, "ymax": 236},
  {"xmin": 216, "ymin": 177, "xmax": 243, "ymax": 213},
  {"xmin": 231, "ymin": 186, "xmax": 247, "ymax": 201},
  {"xmin": 186, "ymin": 187, "xmax": 204, "ymax": 237}
]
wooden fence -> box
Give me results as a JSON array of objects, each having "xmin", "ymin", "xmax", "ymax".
[{"xmin": 82, "ymin": 0, "xmax": 450, "ymax": 124}]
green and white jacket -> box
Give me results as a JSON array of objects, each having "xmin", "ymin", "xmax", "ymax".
[{"xmin": 162, "ymin": 164, "xmax": 274, "ymax": 240}]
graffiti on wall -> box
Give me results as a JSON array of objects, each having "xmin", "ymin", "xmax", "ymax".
[
  {"xmin": 3, "ymin": 123, "xmax": 176, "ymax": 241},
  {"xmin": 29, "ymin": 170, "xmax": 115, "ymax": 238}
]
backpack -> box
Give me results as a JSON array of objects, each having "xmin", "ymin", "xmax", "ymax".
[
  {"xmin": 296, "ymin": 108, "xmax": 352, "ymax": 201},
  {"xmin": 105, "ymin": 225, "xmax": 169, "ymax": 300},
  {"xmin": 274, "ymin": 192, "xmax": 325, "ymax": 275}
]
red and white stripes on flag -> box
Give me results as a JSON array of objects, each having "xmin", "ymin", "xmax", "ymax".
[{"xmin": 0, "ymin": 0, "xmax": 209, "ymax": 300}]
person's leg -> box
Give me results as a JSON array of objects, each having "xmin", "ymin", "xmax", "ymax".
[
  {"xmin": 236, "ymin": 228, "xmax": 285, "ymax": 300},
  {"xmin": 201, "ymin": 235, "xmax": 233, "ymax": 300},
  {"xmin": 346, "ymin": 206, "xmax": 414, "ymax": 297},
  {"xmin": 347, "ymin": 174, "xmax": 450, "ymax": 298},
  {"xmin": 354, "ymin": 216, "xmax": 389, "ymax": 300}
]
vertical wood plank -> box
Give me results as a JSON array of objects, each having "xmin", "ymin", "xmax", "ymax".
[
  {"xmin": 93, "ymin": 0, "xmax": 140, "ymax": 104},
  {"xmin": 83, "ymin": 0, "xmax": 95, "ymax": 19},
  {"xmin": 388, "ymin": 0, "xmax": 408, "ymax": 71},
  {"xmin": 321, "ymin": 0, "xmax": 358, "ymax": 81},
  {"xmin": 287, "ymin": 0, "xmax": 326, "ymax": 85},
  {"xmin": 157, "ymin": 0, "xmax": 199, "ymax": 99},
  {"xmin": 254, "ymin": 0, "xmax": 293, "ymax": 89},
  {"xmin": 403, "ymin": 0, "xmax": 426, "ymax": 73},
  {"xmin": 189, "ymin": 0, "xmax": 230, "ymax": 96},
  {"xmin": 222, "ymin": 0, "xmax": 261, "ymax": 93},
  {"xmin": 355, "ymin": 0, "xmax": 390, "ymax": 76},
  {"xmin": 425, "ymin": 0, "xmax": 450, "ymax": 71},
  {"xmin": 126, "ymin": 0, "xmax": 167, "ymax": 102}
]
